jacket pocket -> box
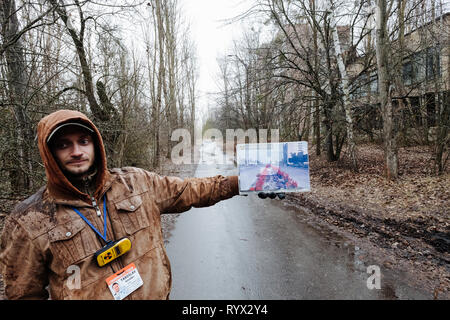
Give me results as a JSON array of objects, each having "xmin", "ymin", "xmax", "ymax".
[
  {"xmin": 48, "ymin": 218, "xmax": 98, "ymax": 269},
  {"xmin": 114, "ymin": 194, "xmax": 150, "ymax": 235}
]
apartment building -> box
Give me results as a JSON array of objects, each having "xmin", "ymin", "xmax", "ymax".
[{"xmin": 350, "ymin": 12, "xmax": 449, "ymax": 135}]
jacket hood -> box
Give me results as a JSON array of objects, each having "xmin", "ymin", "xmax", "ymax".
[{"xmin": 37, "ymin": 109, "xmax": 110, "ymax": 202}]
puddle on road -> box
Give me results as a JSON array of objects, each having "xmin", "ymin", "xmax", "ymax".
[{"xmin": 276, "ymin": 200, "xmax": 432, "ymax": 300}]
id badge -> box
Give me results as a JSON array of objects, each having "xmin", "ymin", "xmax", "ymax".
[{"xmin": 106, "ymin": 263, "xmax": 143, "ymax": 300}]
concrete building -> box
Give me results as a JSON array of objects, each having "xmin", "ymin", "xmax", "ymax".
[{"xmin": 349, "ymin": 12, "xmax": 449, "ymax": 140}]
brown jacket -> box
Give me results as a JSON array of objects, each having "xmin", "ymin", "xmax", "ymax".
[{"xmin": 0, "ymin": 110, "xmax": 239, "ymax": 300}]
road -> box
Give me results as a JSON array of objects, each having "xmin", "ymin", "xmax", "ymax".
[{"xmin": 164, "ymin": 141, "xmax": 430, "ymax": 299}]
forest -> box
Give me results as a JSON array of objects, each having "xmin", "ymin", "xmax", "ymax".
[
  {"xmin": 1, "ymin": 0, "xmax": 448, "ymax": 198},
  {"xmin": 1, "ymin": 0, "xmax": 198, "ymax": 198}
]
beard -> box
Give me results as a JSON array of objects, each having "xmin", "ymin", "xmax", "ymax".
[{"xmin": 64, "ymin": 164, "xmax": 98, "ymax": 195}]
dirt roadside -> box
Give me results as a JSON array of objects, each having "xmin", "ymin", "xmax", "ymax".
[{"xmin": 281, "ymin": 144, "xmax": 449, "ymax": 299}]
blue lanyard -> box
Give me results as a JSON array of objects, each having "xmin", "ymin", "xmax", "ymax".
[{"xmin": 72, "ymin": 195, "xmax": 108, "ymax": 243}]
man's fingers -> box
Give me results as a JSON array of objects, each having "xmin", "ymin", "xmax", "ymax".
[
  {"xmin": 277, "ymin": 193, "xmax": 286, "ymax": 200},
  {"xmin": 258, "ymin": 192, "xmax": 285, "ymax": 200}
]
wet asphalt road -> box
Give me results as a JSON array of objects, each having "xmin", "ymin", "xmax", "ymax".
[{"xmin": 164, "ymin": 142, "xmax": 431, "ymax": 299}]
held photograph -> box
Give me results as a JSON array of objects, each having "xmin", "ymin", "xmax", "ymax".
[{"xmin": 237, "ymin": 141, "xmax": 311, "ymax": 194}]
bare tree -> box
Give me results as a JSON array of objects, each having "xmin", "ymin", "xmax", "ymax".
[
  {"xmin": 48, "ymin": 0, "xmax": 113, "ymax": 119},
  {"xmin": 329, "ymin": 0, "xmax": 358, "ymax": 171},
  {"xmin": 1, "ymin": 0, "xmax": 37, "ymax": 192},
  {"xmin": 144, "ymin": 0, "xmax": 198, "ymax": 166},
  {"xmin": 310, "ymin": 0, "xmax": 321, "ymax": 156},
  {"xmin": 374, "ymin": 0, "xmax": 399, "ymax": 179},
  {"xmin": 430, "ymin": 0, "xmax": 449, "ymax": 174}
]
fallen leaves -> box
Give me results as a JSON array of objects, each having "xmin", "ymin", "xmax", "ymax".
[{"xmin": 304, "ymin": 144, "xmax": 449, "ymax": 227}]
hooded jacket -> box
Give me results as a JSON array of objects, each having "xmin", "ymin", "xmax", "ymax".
[{"xmin": 0, "ymin": 110, "xmax": 239, "ymax": 300}]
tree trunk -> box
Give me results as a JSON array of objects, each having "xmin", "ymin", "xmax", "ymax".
[
  {"xmin": 375, "ymin": 0, "xmax": 398, "ymax": 180},
  {"xmin": 152, "ymin": 0, "xmax": 166, "ymax": 168},
  {"xmin": 163, "ymin": 1, "xmax": 178, "ymax": 158},
  {"xmin": 314, "ymin": 94, "xmax": 321, "ymax": 156},
  {"xmin": 1, "ymin": 0, "xmax": 34, "ymax": 193},
  {"xmin": 432, "ymin": 2, "xmax": 448, "ymax": 175},
  {"xmin": 323, "ymin": 101, "xmax": 337, "ymax": 161},
  {"xmin": 310, "ymin": 0, "xmax": 321, "ymax": 156},
  {"xmin": 329, "ymin": 0, "xmax": 358, "ymax": 171},
  {"xmin": 434, "ymin": 92, "xmax": 449, "ymax": 175}
]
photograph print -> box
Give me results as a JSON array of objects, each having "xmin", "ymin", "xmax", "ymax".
[{"xmin": 237, "ymin": 141, "xmax": 311, "ymax": 194}]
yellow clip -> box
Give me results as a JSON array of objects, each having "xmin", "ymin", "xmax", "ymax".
[{"xmin": 95, "ymin": 238, "xmax": 132, "ymax": 267}]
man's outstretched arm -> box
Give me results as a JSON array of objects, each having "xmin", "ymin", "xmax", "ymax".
[{"xmin": 148, "ymin": 173, "xmax": 239, "ymax": 214}]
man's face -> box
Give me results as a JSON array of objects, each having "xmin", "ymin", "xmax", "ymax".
[{"xmin": 50, "ymin": 126, "xmax": 95, "ymax": 177}]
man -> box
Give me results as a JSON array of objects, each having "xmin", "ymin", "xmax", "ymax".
[
  {"xmin": 111, "ymin": 282, "xmax": 126, "ymax": 300},
  {"xmin": 0, "ymin": 109, "xmax": 244, "ymax": 300}
]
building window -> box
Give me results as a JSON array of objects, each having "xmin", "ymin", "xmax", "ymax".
[
  {"xmin": 350, "ymin": 73, "xmax": 378, "ymax": 99},
  {"xmin": 426, "ymin": 46, "xmax": 441, "ymax": 80},
  {"xmin": 402, "ymin": 61, "xmax": 413, "ymax": 85},
  {"xmin": 351, "ymin": 74, "xmax": 367, "ymax": 98},
  {"xmin": 369, "ymin": 74, "xmax": 378, "ymax": 93},
  {"xmin": 402, "ymin": 50, "xmax": 426, "ymax": 86}
]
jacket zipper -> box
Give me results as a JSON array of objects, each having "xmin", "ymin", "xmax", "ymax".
[{"xmin": 91, "ymin": 196, "xmax": 102, "ymax": 216}]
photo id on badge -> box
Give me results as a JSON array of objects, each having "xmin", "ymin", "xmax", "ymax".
[{"xmin": 106, "ymin": 263, "xmax": 143, "ymax": 300}]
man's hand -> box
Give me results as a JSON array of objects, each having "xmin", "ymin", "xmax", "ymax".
[{"xmin": 258, "ymin": 192, "xmax": 286, "ymax": 200}]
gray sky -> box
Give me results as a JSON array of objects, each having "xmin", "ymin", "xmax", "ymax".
[{"xmin": 179, "ymin": 0, "xmax": 252, "ymax": 123}]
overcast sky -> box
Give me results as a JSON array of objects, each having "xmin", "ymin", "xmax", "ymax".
[{"xmin": 178, "ymin": 0, "xmax": 253, "ymax": 122}]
